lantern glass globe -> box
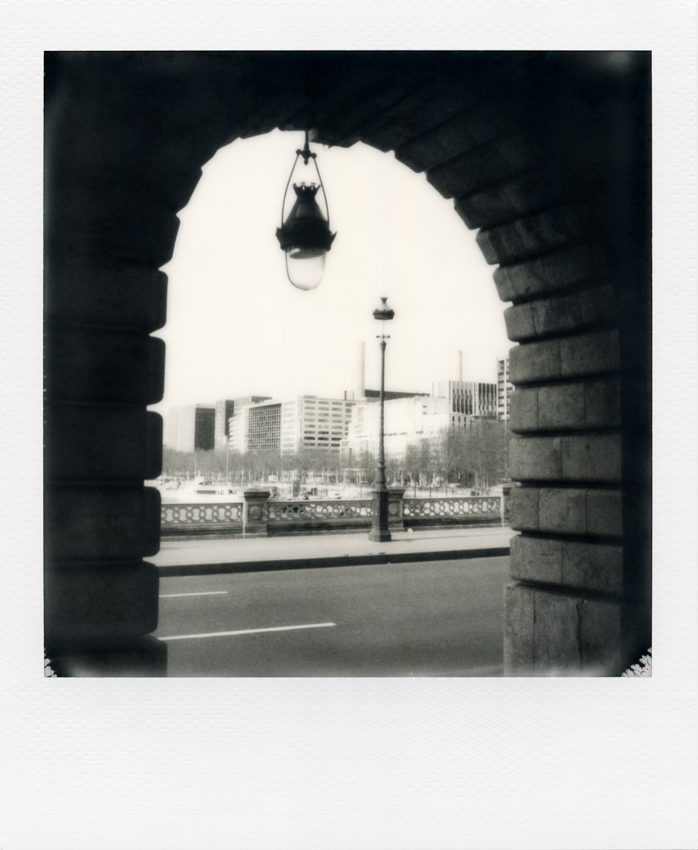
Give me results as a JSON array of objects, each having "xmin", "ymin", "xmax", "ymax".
[{"xmin": 286, "ymin": 249, "xmax": 326, "ymax": 291}]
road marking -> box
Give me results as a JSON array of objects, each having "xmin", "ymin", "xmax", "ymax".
[
  {"xmin": 159, "ymin": 591, "xmax": 229, "ymax": 598},
  {"xmin": 159, "ymin": 622, "xmax": 337, "ymax": 641}
]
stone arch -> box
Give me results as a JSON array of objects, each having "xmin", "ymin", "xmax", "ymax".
[{"xmin": 44, "ymin": 51, "xmax": 651, "ymax": 676}]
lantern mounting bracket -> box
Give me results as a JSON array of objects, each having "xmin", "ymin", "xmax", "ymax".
[{"xmin": 296, "ymin": 130, "xmax": 317, "ymax": 165}]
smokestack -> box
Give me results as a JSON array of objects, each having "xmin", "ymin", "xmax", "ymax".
[
  {"xmin": 358, "ymin": 341, "xmax": 365, "ymax": 399},
  {"xmin": 457, "ymin": 350, "xmax": 463, "ymax": 382}
]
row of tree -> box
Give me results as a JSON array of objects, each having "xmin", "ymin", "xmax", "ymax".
[{"xmin": 160, "ymin": 420, "xmax": 511, "ymax": 493}]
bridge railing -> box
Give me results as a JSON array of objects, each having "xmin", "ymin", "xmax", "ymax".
[
  {"xmin": 403, "ymin": 495, "xmax": 502, "ymax": 525},
  {"xmin": 160, "ymin": 490, "xmax": 505, "ymax": 539}
]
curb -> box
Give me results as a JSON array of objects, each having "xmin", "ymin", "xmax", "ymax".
[{"xmin": 156, "ymin": 546, "xmax": 511, "ymax": 577}]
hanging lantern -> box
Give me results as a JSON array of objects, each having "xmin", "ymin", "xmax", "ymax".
[{"xmin": 276, "ymin": 131, "xmax": 336, "ymax": 290}]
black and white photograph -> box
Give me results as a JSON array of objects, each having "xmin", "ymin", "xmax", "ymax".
[
  {"xmin": 2, "ymin": 2, "xmax": 697, "ymax": 849},
  {"xmin": 43, "ymin": 49, "xmax": 653, "ymax": 679}
]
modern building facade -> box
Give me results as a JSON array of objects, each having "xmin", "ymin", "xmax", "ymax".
[
  {"xmin": 432, "ymin": 380, "xmax": 498, "ymax": 420},
  {"xmin": 165, "ymin": 405, "xmax": 215, "ymax": 453},
  {"xmin": 363, "ymin": 389, "xmax": 429, "ymax": 402},
  {"xmin": 341, "ymin": 375, "xmax": 500, "ymax": 464},
  {"xmin": 496, "ymin": 358, "xmax": 513, "ymax": 422},
  {"xmin": 340, "ymin": 395, "xmax": 452, "ymax": 463},
  {"xmin": 229, "ymin": 396, "xmax": 357, "ymax": 456},
  {"xmin": 214, "ymin": 396, "xmax": 271, "ymax": 446}
]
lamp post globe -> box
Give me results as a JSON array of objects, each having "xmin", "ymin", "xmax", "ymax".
[{"xmin": 369, "ymin": 297, "xmax": 395, "ymax": 543}]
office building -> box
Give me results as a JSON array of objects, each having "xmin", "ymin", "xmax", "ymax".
[
  {"xmin": 431, "ymin": 380, "xmax": 498, "ymax": 420},
  {"xmin": 165, "ymin": 405, "xmax": 215, "ymax": 453},
  {"xmin": 229, "ymin": 395, "xmax": 357, "ymax": 456},
  {"xmin": 214, "ymin": 396, "xmax": 271, "ymax": 446},
  {"xmin": 496, "ymin": 357, "xmax": 513, "ymax": 422},
  {"xmin": 340, "ymin": 395, "xmax": 452, "ymax": 463}
]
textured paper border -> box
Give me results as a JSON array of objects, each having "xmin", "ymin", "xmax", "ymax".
[{"xmin": 1, "ymin": 3, "xmax": 696, "ymax": 849}]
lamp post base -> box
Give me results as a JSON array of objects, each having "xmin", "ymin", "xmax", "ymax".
[{"xmin": 369, "ymin": 487, "xmax": 392, "ymax": 542}]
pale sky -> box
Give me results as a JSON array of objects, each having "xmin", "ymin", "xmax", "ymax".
[{"xmin": 151, "ymin": 129, "xmax": 511, "ymax": 415}]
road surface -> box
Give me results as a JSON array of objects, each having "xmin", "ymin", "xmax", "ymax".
[{"xmin": 155, "ymin": 556, "xmax": 511, "ymax": 677}]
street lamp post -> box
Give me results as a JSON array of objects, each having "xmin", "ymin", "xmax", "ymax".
[{"xmin": 369, "ymin": 297, "xmax": 395, "ymax": 542}]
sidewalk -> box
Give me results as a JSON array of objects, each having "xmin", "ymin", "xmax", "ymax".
[{"xmin": 148, "ymin": 526, "xmax": 516, "ymax": 577}]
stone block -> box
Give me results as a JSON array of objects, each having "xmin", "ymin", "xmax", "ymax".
[
  {"xmin": 427, "ymin": 139, "xmax": 532, "ymax": 199},
  {"xmin": 510, "ymin": 535, "xmax": 562, "ymax": 585},
  {"xmin": 46, "ymin": 406, "xmax": 162, "ymax": 482},
  {"xmin": 47, "ymin": 88, "xmax": 214, "ymax": 209},
  {"xmin": 45, "ymin": 328, "xmax": 165, "ymax": 406},
  {"xmin": 45, "ymin": 486, "xmax": 161, "ymax": 562},
  {"xmin": 538, "ymin": 488, "xmax": 586, "ymax": 535},
  {"xmin": 503, "ymin": 583, "xmax": 535, "ymax": 675},
  {"xmin": 584, "ymin": 379, "xmax": 621, "ymax": 429},
  {"xmin": 396, "ymin": 105, "xmax": 503, "ymax": 172},
  {"xmin": 509, "ymin": 436, "xmax": 562, "ymax": 480},
  {"xmin": 586, "ymin": 489, "xmax": 623, "ymax": 537},
  {"xmin": 530, "ymin": 292, "xmax": 583, "ymax": 337},
  {"xmin": 533, "ymin": 590, "xmax": 582, "ymax": 673},
  {"xmin": 494, "ymin": 244, "xmax": 604, "ymax": 303},
  {"xmin": 145, "ymin": 412, "xmax": 164, "ymax": 480},
  {"xmin": 561, "ymin": 434, "xmax": 622, "ymax": 482},
  {"xmin": 509, "ymin": 339, "xmax": 560, "ymax": 384},
  {"xmin": 577, "ymin": 285, "xmax": 617, "ymax": 327},
  {"xmin": 492, "ymin": 266, "xmax": 519, "ymax": 302},
  {"xmin": 560, "ymin": 330, "xmax": 620, "ymax": 378},
  {"xmin": 538, "ymin": 383, "xmax": 585, "ymax": 430},
  {"xmin": 507, "ymin": 585, "xmax": 618, "ymax": 676},
  {"xmin": 517, "ymin": 208, "xmax": 579, "ymax": 255},
  {"xmin": 45, "ymin": 561, "xmax": 160, "ymax": 643},
  {"xmin": 243, "ymin": 490, "xmax": 270, "ymax": 537},
  {"xmin": 580, "ymin": 598, "xmax": 622, "ymax": 674},
  {"xmin": 509, "ymin": 389, "xmax": 538, "ymax": 432},
  {"xmin": 45, "ymin": 261, "xmax": 168, "ymax": 331},
  {"xmin": 48, "ymin": 180, "xmax": 181, "ymax": 269},
  {"xmin": 503, "ymin": 303, "xmax": 536, "ymax": 341},
  {"xmin": 368, "ymin": 79, "xmax": 476, "ymax": 156},
  {"xmin": 454, "ymin": 173, "xmax": 558, "ymax": 230},
  {"xmin": 304, "ymin": 79, "xmax": 412, "ymax": 148},
  {"xmin": 477, "ymin": 207, "xmax": 579, "ymax": 266},
  {"xmin": 508, "ymin": 487, "xmax": 539, "ymax": 531},
  {"xmin": 494, "ymin": 256, "xmax": 548, "ymax": 302},
  {"xmin": 388, "ymin": 487, "xmax": 406, "ymax": 531},
  {"xmin": 562, "ymin": 541, "xmax": 623, "ymax": 594}
]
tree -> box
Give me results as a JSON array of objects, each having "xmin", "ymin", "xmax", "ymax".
[
  {"xmin": 461, "ymin": 419, "xmax": 508, "ymax": 493},
  {"xmin": 161, "ymin": 447, "xmax": 195, "ymax": 478},
  {"xmin": 435, "ymin": 427, "xmax": 469, "ymax": 489}
]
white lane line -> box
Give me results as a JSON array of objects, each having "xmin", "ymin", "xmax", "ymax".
[
  {"xmin": 159, "ymin": 591, "xmax": 229, "ymax": 598},
  {"xmin": 159, "ymin": 622, "xmax": 336, "ymax": 642}
]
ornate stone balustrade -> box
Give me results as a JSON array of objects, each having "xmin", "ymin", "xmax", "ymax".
[
  {"xmin": 267, "ymin": 499, "xmax": 374, "ymax": 522},
  {"xmin": 161, "ymin": 493, "xmax": 503, "ymax": 538},
  {"xmin": 267, "ymin": 498, "xmax": 375, "ymax": 536},
  {"xmin": 161, "ymin": 503, "xmax": 243, "ymax": 537},
  {"xmin": 403, "ymin": 496, "xmax": 502, "ymax": 526}
]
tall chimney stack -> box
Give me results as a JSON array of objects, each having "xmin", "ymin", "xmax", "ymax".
[
  {"xmin": 457, "ymin": 350, "xmax": 463, "ymax": 382},
  {"xmin": 358, "ymin": 341, "xmax": 365, "ymax": 399}
]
